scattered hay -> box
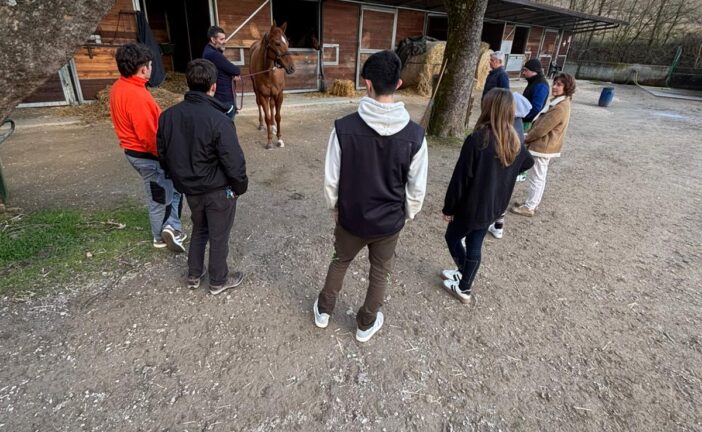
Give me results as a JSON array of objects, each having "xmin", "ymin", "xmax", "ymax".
[
  {"xmin": 55, "ymin": 84, "xmax": 183, "ymax": 123},
  {"xmin": 149, "ymin": 87, "xmax": 183, "ymax": 110},
  {"xmin": 159, "ymin": 72, "xmax": 188, "ymax": 94},
  {"xmin": 328, "ymin": 79, "xmax": 355, "ymax": 97}
]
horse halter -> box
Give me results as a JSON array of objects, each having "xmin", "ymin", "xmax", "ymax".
[{"xmin": 263, "ymin": 33, "xmax": 291, "ymax": 69}]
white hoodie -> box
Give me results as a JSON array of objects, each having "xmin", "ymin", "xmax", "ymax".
[{"xmin": 324, "ymin": 96, "xmax": 429, "ymax": 220}]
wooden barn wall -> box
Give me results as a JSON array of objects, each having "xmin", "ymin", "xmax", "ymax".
[
  {"xmin": 525, "ymin": 26, "xmax": 543, "ymax": 60},
  {"xmin": 217, "ymin": 0, "xmax": 272, "ymax": 79},
  {"xmin": 322, "ymin": 0, "xmax": 360, "ymax": 85},
  {"xmin": 22, "ymin": 75, "xmax": 66, "ymax": 104},
  {"xmin": 394, "ymin": 9, "xmax": 426, "ymax": 46},
  {"xmin": 73, "ymin": 0, "xmax": 138, "ymax": 100}
]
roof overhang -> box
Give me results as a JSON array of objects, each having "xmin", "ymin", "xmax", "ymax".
[{"xmin": 341, "ymin": 0, "xmax": 626, "ymax": 33}]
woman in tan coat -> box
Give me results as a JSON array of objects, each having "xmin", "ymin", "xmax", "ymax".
[{"xmin": 511, "ymin": 73, "xmax": 576, "ymax": 217}]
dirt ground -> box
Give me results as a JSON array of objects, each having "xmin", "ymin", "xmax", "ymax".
[{"xmin": 1, "ymin": 81, "xmax": 701, "ymax": 431}]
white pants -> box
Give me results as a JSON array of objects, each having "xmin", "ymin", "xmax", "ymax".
[{"xmin": 525, "ymin": 156, "xmax": 551, "ymax": 210}]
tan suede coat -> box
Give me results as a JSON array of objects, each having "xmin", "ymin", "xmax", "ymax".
[{"xmin": 525, "ymin": 96, "xmax": 571, "ymax": 158}]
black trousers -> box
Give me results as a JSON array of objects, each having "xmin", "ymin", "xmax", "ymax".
[{"xmin": 186, "ymin": 189, "xmax": 237, "ymax": 285}]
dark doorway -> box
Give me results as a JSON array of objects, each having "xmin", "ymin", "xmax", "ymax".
[
  {"xmin": 511, "ymin": 26, "xmax": 529, "ymax": 54},
  {"xmin": 481, "ymin": 22, "xmax": 504, "ymax": 51},
  {"xmin": 426, "ymin": 15, "xmax": 448, "ymax": 40},
  {"xmin": 272, "ymin": 0, "xmax": 320, "ymax": 49},
  {"xmin": 144, "ymin": 0, "xmax": 212, "ymax": 72}
]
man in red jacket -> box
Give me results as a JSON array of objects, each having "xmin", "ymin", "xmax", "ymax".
[{"xmin": 109, "ymin": 43, "xmax": 185, "ymax": 252}]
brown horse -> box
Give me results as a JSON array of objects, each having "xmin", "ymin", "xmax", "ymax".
[{"xmin": 249, "ymin": 22, "xmax": 295, "ymax": 149}]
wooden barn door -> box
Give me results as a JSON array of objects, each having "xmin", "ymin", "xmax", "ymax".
[{"xmin": 356, "ymin": 6, "xmax": 397, "ymax": 89}]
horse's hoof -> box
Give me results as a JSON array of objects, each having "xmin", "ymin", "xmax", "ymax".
[
  {"xmin": 277, "ymin": 139, "xmax": 285, "ymax": 148},
  {"xmin": 258, "ymin": 125, "xmax": 263, "ymax": 131},
  {"xmin": 265, "ymin": 143, "xmax": 274, "ymax": 150}
]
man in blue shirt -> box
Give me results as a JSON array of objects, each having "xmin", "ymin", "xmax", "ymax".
[
  {"xmin": 202, "ymin": 26, "xmax": 240, "ymax": 119},
  {"xmin": 482, "ymin": 51, "xmax": 509, "ymax": 100}
]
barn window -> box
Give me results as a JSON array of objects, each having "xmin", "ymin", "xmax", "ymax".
[
  {"xmin": 426, "ymin": 14, "xmax": 447, "ymax": 41},
  {"xmin": 272, "ymin": 0, "xmax": 320, "ymax": 49}
]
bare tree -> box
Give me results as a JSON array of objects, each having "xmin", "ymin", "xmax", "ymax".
[
  {"xmin": 0, "ymin": 0, "xmax": 116, "ymax": 123},
  {"xmin": 427, "ymin": 0, "xmax": 489, "ymax": 138}
]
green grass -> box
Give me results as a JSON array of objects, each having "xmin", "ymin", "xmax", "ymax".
[{"xmin": 0, "ymin": 205, "xmax": 155, "ymax": 296}]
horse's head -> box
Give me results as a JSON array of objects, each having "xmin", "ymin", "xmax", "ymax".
[{"xmin": 265, "ymin": 22, "xmax": 295, "ymax": 75}]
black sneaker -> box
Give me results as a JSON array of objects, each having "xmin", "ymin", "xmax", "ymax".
[
  {"xmin": 209, "ymin": 271, "xmax": 244, "ymax": 295},
  {"xmin": 186, "ymin": 267, "xmax": 207, "ymax": 290}
]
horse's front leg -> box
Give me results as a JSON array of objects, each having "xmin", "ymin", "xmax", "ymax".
[
  {"xmin": 274, "ymin": 92, "xmax": 284, "ymax": 148},
  {"xmin": 257, "ymin": 104, "xmax": 264, "ymax": 131},
  {"xmin": 258, "ymin": 94, "xmax": 273, "ymax": 149}
]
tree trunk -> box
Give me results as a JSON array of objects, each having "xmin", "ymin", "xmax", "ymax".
[
  {"xmin": 427, "ymin": 0, "xmax": 489, "ymax": 138},
  {"xmin": 0, "ymin": 0, "xmax": 117, "ymax": 123}
]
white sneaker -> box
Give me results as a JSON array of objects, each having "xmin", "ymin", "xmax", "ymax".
[
  {"xmin": 441, "ymin": 269, "xmax": 462, "ymax": 281},
  {"xmin": 313, "ymin": 299, "xmax": 330, "ymax": 329},
  {"xmin": 442, "ymin": 279, "xmax": 471, "ymax": 304},
  {"xmin": 488, "ymin": 223, "xmax": 504, "ymax": 239},
  {"xmin": 161, "ymin": 225, "xmax": 186, "ymax": 253},
  {"xmin": 355, "ymin": 311, "xmax": 384, "ymax": 342}
]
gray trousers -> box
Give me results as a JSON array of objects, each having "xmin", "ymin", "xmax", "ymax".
[{"xmin": 126, "ymin": 155, "xmax": 182, "ymax": 240}]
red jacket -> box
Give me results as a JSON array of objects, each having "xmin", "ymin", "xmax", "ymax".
[{"xmin": 109, "ymin": 75, "xmax": 161, "ymax": 156}]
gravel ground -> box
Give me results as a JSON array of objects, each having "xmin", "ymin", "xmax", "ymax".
[{"xmin": 1, "ymin": 81, "xmax": 701, "ymax": 431}]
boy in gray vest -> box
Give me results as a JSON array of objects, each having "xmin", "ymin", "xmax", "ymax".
[{"xmin": 313, "ymin": 50, "xmax": 428, "ymax": 342}]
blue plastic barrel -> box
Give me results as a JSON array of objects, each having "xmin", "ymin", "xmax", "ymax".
[{"xmin": 598, "ymin": 87, "xmax": 615, "ymax": 107}]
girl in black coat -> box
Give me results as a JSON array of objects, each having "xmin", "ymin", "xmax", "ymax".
[{"xmin": 441, "ymin": 89, "xmax": 534, "ymax": 303}]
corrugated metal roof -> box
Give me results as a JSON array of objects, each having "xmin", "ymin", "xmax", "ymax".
[{"xmin": 342, "ymin": 0, "xmax": 626, "ymax": 32}]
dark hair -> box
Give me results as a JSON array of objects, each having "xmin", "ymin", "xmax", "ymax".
[
  {"xmin": 186, "ymin": 59, "xmax": 217, "ymax": 92},
  {"xmin": 361, "ymin": 50, "xmax": 402, "ymax": 96},
  {"xmin": 553, "ymin": 73, "xmax": 576, "ymax": 97},
  {"xmin": 208, "ymin": 26, "xmax": 225, "ymax": 39},
  {"xmin": 115, "ymin": 43, "xmax": 153, "ymax": 77}
]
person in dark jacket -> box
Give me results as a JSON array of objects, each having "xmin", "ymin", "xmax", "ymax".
[
  {"xmin": 157, "ymin": 59, "xmax": 248, "ymax": 295},
  {"xmin": 482, "ymin": 51, "xmax": 510, "ymax": 100},
  {"xmin": 441, "ymin": 88, "xmax": 534, "ymax": 303},
  {"xmin": 521, "ymin": 58, "xmax": 550, "ymax": 129},
  {"xmin": 202, "ymin": 26, "xmax": 240, "ymax": 119},
  {"xmin": 314, "ymin": 50, "xmax": 428, "ymax": 342}
]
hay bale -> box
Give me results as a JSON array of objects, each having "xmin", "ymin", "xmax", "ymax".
[
  {"xmin": 473, "ymin": 42, "xmax": 491, "ymax": 94},
  {"xmin": 329, "ymin": 79, "xmax": 355, "ymax": 97},
  {"xmin": 415, "ymin": 41, "xmax": 446, "ymax": 97}
]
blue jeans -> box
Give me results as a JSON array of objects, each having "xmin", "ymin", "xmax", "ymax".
[
  {"xmin": 444, "ymin": 222, "xmax": 488, "ymax": 293},
  {"xmin": 125, "ymin": 155, "xmax": 183, "ymax": 240}
]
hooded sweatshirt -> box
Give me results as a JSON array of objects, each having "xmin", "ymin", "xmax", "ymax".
[
  {"xmin": 324, "ymin": 97, "xmax": 428, "ymax": 238},
  {"xmin": 513, "ymin": 92, "xmax": 532, "ymax": 141}
]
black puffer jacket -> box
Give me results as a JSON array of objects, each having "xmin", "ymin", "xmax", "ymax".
[
  {"xmin": 443, "ymin": 128, "xmax": 534, "ymax": 229},
  {"xmin": 157, "ymin": 91, "xmax": 248, "ymax": 196}
]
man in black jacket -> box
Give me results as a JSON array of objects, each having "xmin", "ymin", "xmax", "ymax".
[
  {"xmin": 157, "ymin": 59, "xmax": 248, "ymax": 295},
  {"xmin": 203, "ymin": 26, "xmax": 240, "ymax": 119}
]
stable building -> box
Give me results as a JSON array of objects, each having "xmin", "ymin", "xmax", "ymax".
[{"xmin": 21, "ymin": 0, "xmax": 623, "ymax": 107}]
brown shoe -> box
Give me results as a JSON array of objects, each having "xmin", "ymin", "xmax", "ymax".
[
  {"xmin": 510, "ymin": 205, "xmax": 535, "ymax": 217},
  {"xmin": 209, "ymin": 271, "xmax": 244, "ymax": 295}
]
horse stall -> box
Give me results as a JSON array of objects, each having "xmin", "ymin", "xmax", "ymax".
[{"xmin": 15, "ymin": 0, "xmax": 619, "ymax": 107}]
